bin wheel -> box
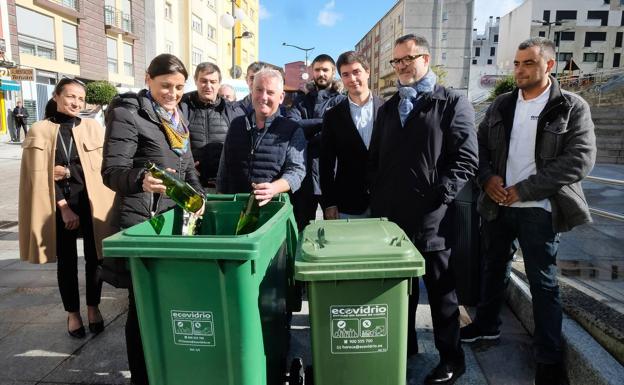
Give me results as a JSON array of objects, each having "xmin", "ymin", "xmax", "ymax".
[
  {"xmin": 304, "ymin": 365, "xmax": 313, "ymax": 385},
  {"xmin": 287, "ymin": 358, "xmax": 304, "ymax": 385}
]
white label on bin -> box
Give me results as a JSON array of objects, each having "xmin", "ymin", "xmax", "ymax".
[
  {"xmin": 330, "ymin": 304, "xmax": 388, "ymax": 354},
  {"xmin": 170, "ymin": 310, "xmax": 215, "ymax": 347}
]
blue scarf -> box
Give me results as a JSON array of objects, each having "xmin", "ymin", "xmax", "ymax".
[{"xmin": 397, "ymin": 70, "xmax": 437, "ymax": 126}]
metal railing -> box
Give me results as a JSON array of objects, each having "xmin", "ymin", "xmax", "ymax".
[
  {"xmin": 47, "ymin": 0, "xmax": 80, "ymax": 11},
  {"xmin": 584, "ymin": 175, "xmax": 624, "ymax": 222},
  {"xmin": 104, "ymin": 5, "xmax": 134, "ymax": 34}
]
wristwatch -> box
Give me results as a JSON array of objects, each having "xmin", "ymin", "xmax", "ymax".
[{"xmin": 64, "ymin": 167, "xmax": 71, "ymax": 180}]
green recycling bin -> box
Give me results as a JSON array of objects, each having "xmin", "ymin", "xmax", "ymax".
[
  {"xmin": 295, "ymin": 218, "xmax": 425, "ymax": 385},
  {"xmin": 103, "ymin": 194, "xmax": 299, "ymax": 385}
]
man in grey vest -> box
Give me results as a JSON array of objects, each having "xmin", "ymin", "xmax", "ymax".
[{"xmin": 182, "ymin": 62, "xmax": 244, "ymax": 188}]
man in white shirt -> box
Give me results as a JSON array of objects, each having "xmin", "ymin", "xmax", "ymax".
[
  {"xmin": 462, "ymin": 38, "xmax": 596, "ymax": 385},
  {"xmin": 319, "ymin": 51, "xmax": 383, "ymax": 219}
]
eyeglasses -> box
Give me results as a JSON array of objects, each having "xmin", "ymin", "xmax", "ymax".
[{"xmin": 389, "ymin": 54, "xmax": 428, "ymax": 68}]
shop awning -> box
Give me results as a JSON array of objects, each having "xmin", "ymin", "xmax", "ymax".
[{"xmin": 0, "ymin": 79, "xmax": 21, "ymax": 91}]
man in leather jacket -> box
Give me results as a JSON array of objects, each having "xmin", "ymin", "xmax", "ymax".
[{"xmin": 461, "ymin": 38, "xmax": 596, "ymax": 385}]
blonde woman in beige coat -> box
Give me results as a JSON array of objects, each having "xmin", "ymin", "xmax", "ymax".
[{"xmin": 19, "ymin": 78, "xmax": 117, "ymax": 339}]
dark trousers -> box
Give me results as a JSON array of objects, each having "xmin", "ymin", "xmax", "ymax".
[
  {"xmin": 56, "ymin": 200, "xmax": 102, "ymax": 312},
  {"xmin": 475, "ymin": 207, "xmax": 563, "ymax": 364},
  {"xmin": 15, "ymin": 119, "xmax": 27, "ymax": 141},
  {"xmin": 8, "ymin": 124, "xmax": 17, "ymax": 142},
  {"xmin": 292, "ymin": 176, "xmax": 321, "ymax": 232},
  {"xmin": 409, "ymin": 248, "xmax": 464, "ymax": 364},
  {"xmin": 126, "ymin": 287, "xmax": 149, "ymax": 385}
]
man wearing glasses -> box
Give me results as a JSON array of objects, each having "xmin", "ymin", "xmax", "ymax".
[{"xmin": 369, "ymin": 34, "xmax": 478, "ymax": 384}]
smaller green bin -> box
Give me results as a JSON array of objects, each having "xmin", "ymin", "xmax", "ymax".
[{"xmin": 295, "ymin": 218, "xmax": 425, "ymax": 385}]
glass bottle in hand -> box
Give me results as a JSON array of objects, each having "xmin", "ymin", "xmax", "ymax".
[
  {"xmin": 145, "ymin": 161, "xmax": 204, "ymax": 213},
  {"xmin": 235, "ymin": 189, "xmax": 260, "ymax": 235}
]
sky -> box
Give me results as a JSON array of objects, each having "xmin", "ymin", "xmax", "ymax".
[{"xmin": 258, "ymin": 0, "xmax": 524, "ymax": 67}]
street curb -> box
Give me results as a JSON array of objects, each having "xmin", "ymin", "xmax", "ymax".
[{"xmin": 506, "ymin": 272, "xmax": 624, "ymax": 385}]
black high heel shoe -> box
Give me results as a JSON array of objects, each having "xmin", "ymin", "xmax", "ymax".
[
  {"xmin": 89, "ymin": 320, "xmax": 104, "ymax": 334},
  {"xmin": 67, "ymin": 318, "xmax": 86, "ymax": 339}
]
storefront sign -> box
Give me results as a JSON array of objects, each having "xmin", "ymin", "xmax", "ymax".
[{"xmin": 9, "ymin": 68, "xmax": 34, "ymax": 81}]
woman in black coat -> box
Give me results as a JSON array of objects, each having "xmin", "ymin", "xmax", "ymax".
[{"xmin": 102, "ymin": 54, "xmax": 203, "ymax": 385}]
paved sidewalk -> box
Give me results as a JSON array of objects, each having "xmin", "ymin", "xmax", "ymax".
[{"xmin": 0, "ymin": 138, "xmax": 535, "ymax": 384}]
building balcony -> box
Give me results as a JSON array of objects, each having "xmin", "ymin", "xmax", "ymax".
[
  {"xmin": 104, "ymin": 5, "xmax": 137, "ymax": 39},
  {"xmin": 34, "ymin": 0, "xmax": 84, "ymax": 19}
]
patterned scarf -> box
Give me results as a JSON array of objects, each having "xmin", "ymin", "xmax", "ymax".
[
  {"xmin": 396, "ymin": 69, "xmax": 437, "ymax": 125},
  {"xmin": 147, "ymin": 91, "xmax": 189, "ymax": 155}
]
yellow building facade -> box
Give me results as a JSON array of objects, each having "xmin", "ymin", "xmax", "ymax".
[
  {"xmin": 14, "ymin": 0, "xmax": 81, "ymax": 78},
  {"xmin": 151, "ymin": 0, "xmax": 259, "ymax": 80}
]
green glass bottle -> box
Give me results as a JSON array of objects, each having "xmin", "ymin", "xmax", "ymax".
[
  {"xmin": 235, "ymin": 193, "xmax": 260, "ymax": 235},
  {"xmin": 145, "ymin": 161, "xmax": 204, "ymax": 213}
]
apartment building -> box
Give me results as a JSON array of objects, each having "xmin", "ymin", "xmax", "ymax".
[
  {"xmin": 499, "ymin": 0, "xmax": 624, "ymax": 75},
  {"xmin": 145, "ymin": 0, "xmax": 258, "ymax": 82},
  {"xmin": 356, "ymin": 0, "xmax": 474, "ymax": 98},
  {"xmin": 1, "ymin": 0, "xmax": 18, "ymax": 136},
  {"xmin": 469, "ymin": 16, "xmax": 503, "ymax": 101},
  {"xmin": 6, "ymin": 0, "xmax": 145, "ymax": 119}
]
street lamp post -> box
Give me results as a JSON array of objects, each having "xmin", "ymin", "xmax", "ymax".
[
  {"xmin": 531, "ymin": 19, "xmax": 563, "ymax": 41},
  {"xmin": 231, "ymin": 31, "xmax": 254, "ymax": 78},
  {"xmin": 532, "ymin": 19, "xmax": 570, "ymax": 78},
  {"xmin": 220, "ymin": 1, "xmax": 251, "ymax": 79},
  {"xmin": 282, "ymin": 42, "xmax": 314, "ymax": 67}
]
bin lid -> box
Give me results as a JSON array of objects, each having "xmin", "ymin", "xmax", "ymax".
[
  {"xmin": 103, "ymin": 194, "xmax": 298, "ymax": 261},
  {"xmin": 294, "ymin": 218, "xmax": 425, "ymax": 281}
]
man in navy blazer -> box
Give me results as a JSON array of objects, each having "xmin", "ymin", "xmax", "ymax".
[
  {"xmin": 320, "ymin": 51, "xmax": 382, "ymax": 219},
  {"xmin": 369, "ymin": 34, "xmax": 478, "ymax": 385}
]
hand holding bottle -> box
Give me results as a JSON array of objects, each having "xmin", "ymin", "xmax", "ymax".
[
  {"xmin": 142, "ymin": 167, "xmax": 177, "ymax": 194},
  {"xmin": 144, "ymin": 162, "xmax": 204, "ymax": 213},
  {"xmin": 253, "ymin": 181, "xmax": 286, "ymax": 207}
]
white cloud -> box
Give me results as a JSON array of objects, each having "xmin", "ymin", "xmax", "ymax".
[
  {"xmin": 317, "ymin": 0, "xmax": 342, "ymax": 27},
  {"xmin": 259, "ymin": 4, "xmax": 271, "ymax": 20}
]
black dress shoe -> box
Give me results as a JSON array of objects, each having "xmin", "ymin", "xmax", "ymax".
[
  {"xmin": 68, "ymin": 319, "xmax": 86, "ymax": 339},
  {"xmin": 424, "ymin": 360, "xmax": 466, "ymax": 385},
  {"xmin": 89, "ymin": 320, "xmax": 104, "ymax": 334}
]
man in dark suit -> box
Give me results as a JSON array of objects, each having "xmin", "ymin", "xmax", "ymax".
[
  {"xmin": 287, "ymin": 54, "xmax": 344, "ymax": 231},
  {"xmin": 13, "ymin": 101, "xmax": 29, "ymax": 142},
  {"xmin": 320, "ymin": 50, "xmax": 382, "ymax": 219},
  {"xmin": 369, "ymin": 34, "xmax": 478, "ymax": 384}
]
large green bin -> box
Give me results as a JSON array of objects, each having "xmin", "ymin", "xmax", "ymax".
[
  {"xmin": 103, "ymin": 194, "xmax": 299, "ymax": 385},
  {"xmin": 295, "ymin": 218, "xmax": 425, "ymax": 385}
]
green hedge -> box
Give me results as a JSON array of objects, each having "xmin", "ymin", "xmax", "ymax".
[
  {"xmin": 490, "ymin": 75, "xmax": 516, "ymax": 99},
  {"xmin": 86, "ymin": 81, "xmax": 118, "ymax": 106}
]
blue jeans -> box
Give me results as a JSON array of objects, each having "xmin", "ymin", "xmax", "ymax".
[{"xmin": 476, "ymin": 207, "xmax": 563, "ymax": 364}]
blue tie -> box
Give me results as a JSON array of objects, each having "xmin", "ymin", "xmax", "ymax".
[{"xmin": 398, "ymin": 87, "xmax": 417, "ymax": 126}]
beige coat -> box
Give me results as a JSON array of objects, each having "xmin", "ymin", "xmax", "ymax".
[{"xmin": 19, "ymin": 118, "xmax": 118, "ymax": 264}]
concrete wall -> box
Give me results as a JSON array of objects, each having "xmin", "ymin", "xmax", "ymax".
[
  {"xmin": 404, "ymin": 0, "xmax": 474, "ymax": 91},
  {"xmin": 498, "ymin": 0, "xmax": 532, "ymax": 71}
]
